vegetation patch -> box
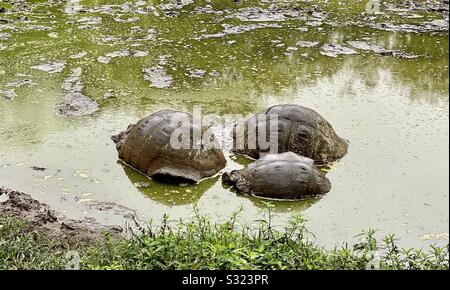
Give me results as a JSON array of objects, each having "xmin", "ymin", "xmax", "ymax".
[{"xmin": 0, "ymin": 211, "xmax": 448, "ymax": 270}]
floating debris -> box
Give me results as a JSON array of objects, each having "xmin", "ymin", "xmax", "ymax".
[
  {"xmin": 186, "ymin": 68, "xmax": 206, "ymax": 78},
  {"xmin": 31, "ymin": 61, "xmax": 66, "ymax": 74},
  {"xmin": 64, "ymin": 0, "xmax": 84, "ymax": 14},
  {"xmin": 103, "ymin": 90, "xmax": 115, "ymax": 99},
  {"xmin": 143, "ymin": 66, "xmax": 173, "ymax": 88},
  {"xmin": 141, "ymin": 28, "xmax": 157, "ymax": 40},
  {"xmin": 193, "ymin": 5, "xmax": 221, "ymax": 15},
  {"xmin": 369, "ymin": 20, "xmax": 448, "ymax": 34},
  {"xmin": 1, "ymin": 89, "xmax": 16, "ymax": 100},
  {"xmin": 69, "ymin": 51, "xmax": 88, "ymax": 59},
  {"xmin": 209, "ymin": 70, "xmax": 220, "ymax": 77},
  {"xmin": 77, "ymin": 16, "xmax": 102, "ymax": 29},
  {"xmin": 114, "ymin": 16, "xmax": 139, "ymax": 23},
  {"xmin": 97, "ymin": 49, "xmax": 148, "ymax": 64},
  {"xmin": 228, "ymin": 7, "xmax": 296, "ymax": 22},
  {"xmin": 419, "ymin": 232, "xmax": 449, "ymax": 241},
  {"xmin": 6, "ymin": 79, "xmax": 35, "ymax": 88},
  {"xmin": 320, "ymin": 43, "xmax": 358, "ymax": 58},
  {"xmin": 31, "ymin": 166, "xmax": 47, "ymax": 171},
  {"xmin": 0, "ymin": 32, "xmax": 10, "ymax": 40},
  {"xmin": 196, "ymin": 23, "xmax": 283, "ymax": 39},
  {"xmin": 74, "ymin": 169, "xmax": 90, "ymax": 179},
  {"xmin": 143, "ymin": 55, "xmax": 173, "ymax": 88},
  {"xmin": 347, "ymin": 40, "xmax": 420, "ymax": 59},
  {"xmin": 22, "ymin": 25, "xmax": 52, "ymax": 31},
  {"xmin": 160, "ymin": 0, "xmax": 194, "ymax": 11},
  {"xmin": 55, "ymin": 68, "xmax": 99, "ymax": 117},
  {"xmin": 134, "ymin": 182, "xmax": 151, "ymax": 188},
  {"xmin": 296, "ymin": 40, "xmax": 320, "ymax": 48}
]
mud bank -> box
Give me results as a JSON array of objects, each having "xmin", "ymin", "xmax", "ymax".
[{"xmin": 0, "ymin": 187, "xmax": 123, "ymax": 244}]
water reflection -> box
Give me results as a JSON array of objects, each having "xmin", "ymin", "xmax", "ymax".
[
  {"xmin": 222, "ymin": 181, "xmax": 321, "ymax": 213},
  {"xmin": 122, "ymin": 164, "xmax": 217, "ymax": 206}
]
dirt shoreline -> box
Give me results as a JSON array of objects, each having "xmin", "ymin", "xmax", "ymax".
[{"xmin": 0, "ymin": 187, "xmax": 124, "ymax": 245}]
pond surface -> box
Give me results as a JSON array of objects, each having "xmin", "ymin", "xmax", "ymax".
[{"xmin": 0, "ymin": 0, "xmax": 448, "ymax": 248}]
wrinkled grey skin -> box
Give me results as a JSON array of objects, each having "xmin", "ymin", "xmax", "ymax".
[
  {"xmin": 112, "ymin": 109, "xmax": 226, "ymax": 183},
  {"xmin": 233, "ymin": 104, "xmax": 349, "ymax": 165},
  {"xmin": 222, "ymin": 152, "xmax": 331, "ymax": 199}
]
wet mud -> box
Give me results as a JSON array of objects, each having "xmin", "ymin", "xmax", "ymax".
[{"xmin": 0, "ymin": 187, "xmax": 123, "ymax": 244}]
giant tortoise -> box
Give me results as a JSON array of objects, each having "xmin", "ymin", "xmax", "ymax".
[
  {"xmin": 112, "ymin": 109, "xmax": 226, "ymax": 183},
  {"xmin": 233, "ymin": 104, "xmax": 348, "ymax": 164},
  {"xmin": 222, "ymin": 152, "xmax": 331, "ymax": 199}
]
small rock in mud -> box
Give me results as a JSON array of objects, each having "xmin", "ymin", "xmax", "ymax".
[
  {"xmin": 85, "ymin": 200, "xmax": 137, "ymax": 219},
  {"xmin": 55, "ymin": 68, "xmax": 99, "ymax": 117},
  {"xmin": 320, "ymin": 43, "xmax": 358, "ymax": 58},
  {"xmin": 1, "ymin": 89, "xmax": 16, "ymax": 100},
  {"xmin": 31, "ymin": 61, "xmax": 66, "ymax": 74},
  {"xmin": 0, "ymin": 187, "xmax": 123, "ymax": 244}
]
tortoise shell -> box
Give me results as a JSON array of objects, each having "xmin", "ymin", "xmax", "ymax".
[
  {"xmin": 112, "ymin": 110, "xmax": 226, "ymax": 183},
  {"xmin": 233, "ymin": 104, "xmax": 348, "ymax": 164},
  {"xmin": 222, "ymin": 152, "xmax": 331, "ymax": 199}
]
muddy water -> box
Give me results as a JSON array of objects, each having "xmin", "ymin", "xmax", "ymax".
[{"xmin": 0, "ymin": 0, "xmax": 448, "ymax": 248}]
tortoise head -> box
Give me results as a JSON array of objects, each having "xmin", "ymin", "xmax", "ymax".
[
  {"xmin": 311, "ymin": 169, "xmax": 332, "ymax": 195},
  {"xmin": 222, "ymin": 170, "xmax": 251, "ymax": 193},
  {"xmin": 111, "ymin": 123, "xmax": 135, "ymax": 153},
  {"xmin": 310, "ymin": 121, "xmax": 349, "ymax": 165}
]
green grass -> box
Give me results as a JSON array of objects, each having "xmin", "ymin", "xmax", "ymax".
[{"xmin": 0, "ymin": 211, "xmax": 448, "ymax": 270}]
